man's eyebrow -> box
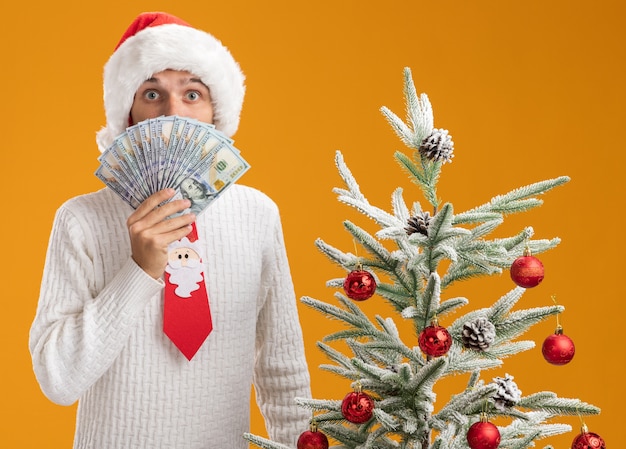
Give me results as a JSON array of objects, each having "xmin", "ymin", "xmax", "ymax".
[{"xmin": 188, "ymin": 78, "xmax": 209, "ymax": 89}]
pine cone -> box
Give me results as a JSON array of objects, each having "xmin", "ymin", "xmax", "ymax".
[
  {"xmin": 405, "ymin": 211, "xmax": 431, "ymax": 236},
  {"xmin": 419, "ymin": 128, "xmax": 454, "ymax": 164},
  {"xmin": 491, "ymin": 374, "xmax": 522, "ymax": 410},
  {"xmin": 461, "ymin": 317, "xmax": 496, "ymax": 351}
]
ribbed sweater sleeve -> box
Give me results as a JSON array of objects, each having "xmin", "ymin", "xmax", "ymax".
[
  {"xmin": 253, "ymin": 205, "xmax": 311, "ymax": 446},
  {"xmin": 29, "ymin": 202, "xmax": 162, "ymax": 405}
]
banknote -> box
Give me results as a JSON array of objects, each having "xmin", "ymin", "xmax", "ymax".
[{"xmin": 96, "ymin": 115, "xmax": 250, "ymax": 216}]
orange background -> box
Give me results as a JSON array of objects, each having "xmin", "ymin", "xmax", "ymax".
[{"xmin": 1, "ymin": 0, "xmax": 623, "ymax": 447}]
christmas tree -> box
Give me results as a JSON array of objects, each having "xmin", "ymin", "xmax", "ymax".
[{"xmin": 245, "ymin": 68, "xmax": 602, "ymax": 449}]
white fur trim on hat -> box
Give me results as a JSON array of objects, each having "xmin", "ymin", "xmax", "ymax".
[{"xmin": 96, "ymin": 23, "xmax": 245, "ymax": 151}]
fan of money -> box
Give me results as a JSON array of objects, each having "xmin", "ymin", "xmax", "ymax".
[{"xmin": 96, "ymin": 115, "xmax": 250, "ymax": 216}]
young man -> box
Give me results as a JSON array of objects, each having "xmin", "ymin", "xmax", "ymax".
[{"xmin": 29, "ymin": 12, "xmax": 311, "ymax": 449}]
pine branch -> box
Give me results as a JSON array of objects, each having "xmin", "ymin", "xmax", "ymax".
[
  {"xmin": 461, "ymin": 176, "xmax": 570, "ymax": 216},
  {"xmin": 502, "ymin": 431, "xmax": 542, "ymax": 449},
  {"xmin": 295, "ymin": 397, "xmax": 342, "ymax": 413},
  {"xmin": 351, "ymin": 356, "xmax": 400, "ymax": 385},
  {"xmin": 420, "ymin": 272, "xmax": 442, "ymax": 328},
  {"xmin": 488, "ymin": 287, "xmax": 525, "ymax": 322},
  {"xmin": 494, "ymin": 227, "xmax": 534, "ymax": 251},
  {"xmin": 496, "ymin": 305, "xmax": 563, "ymax": 341},
  {"xmin": 380, "ymin": 107, "xmax": 415, "ymax": 149},
  {"xmin": 391, "ymin": 187, "xmax": 411, "ymax": 223},
  {"xmin": 453, "ymin": 211, "xmax": 503, "ymax": 225},
  {"xmin": 343, "ymin": 221, "xmax": 399, "ymax": 268},
  {"xmin": 440, "ymin": 261, "xmax": 502, "ymax": 288},
  {"xmin": 507, "ymin": 236, "xmax": 561, "ymax": 259},
  {"xmin": 334, "ymin": 151, "xmax": 406, "ymax": 230},
  {"xmin": 334, "ymin": 150, "xmax": 367, "ymax": 203},
  {"xmin": 315, "ymin": 238, "xmax": 354, "ymax": 268},
  {"xmin": 317, "ymin": 422, "xmax": 400, "ymax": 449},
  {"xmin": 316, "ymin": 341, "xmax": 357, "ymax": 371},
  {"xmin": 394, "ymin": 151, "xmax": 441, "ymax": 209},
  {"xmin": 243, "ymin": 433, "xmax": 293, "ymax": 449},
  {"xmin": 318, "ymin": 364, "xmax": 359, "ymax": 379},
  {"xmin": 338, "ymin": 195, "xmax": 402, "ymax": 229},
  {"xmin": 465, "ymin": 217, "xmax": 505, "ymax": 240},
  {"xmin": 355, "ymin": 340, "xmax": 423, "ymax": 369},
  {"xmin": 434, "ymin": 383, "xmax": 499, "ymax": 426},
  {"xmin": 303, "ymin": 296, "xmax": 423, "ymax": 369},
  {"xmin": 517, "ymin": 393, "xmax": 601, "ymax": 416},
  {"xmin": 379, "ymin": 67, "xmax": 433, "ymax": 150},
  {"xmin": 361, "ymin": 424, "xmax": 399, "ymax": 448},
  {"xmin": 373, "ymin": 282, "xmax": 414, "ymax": 313},
  {"xmin": 403, "ymin": 67, "xmax": 434, "ymax": 146},
  {"xmin": 301, "ymin": 295, "xmax": 379, "ymax": 341},
  {"xmin": 445, "ymin": 344, "xmax": 504, "ymax": 372},
  {"xmin": 409, "ymin": 357, "xmax": 448, "ymax": 394},
  {"xmin": 481, "ymin": 340, "xmax": 536, "ymax": 359},
  {"xmin": 499, "ymin": 412, "xmax": 573, "ymax": 442},
  {"xmin": 373, "ymin": 408, "xmax": 402, "ymax": 431},
  {"xmin": 378, "ymin": 67, "xmax": 447, "ymax": 210}
]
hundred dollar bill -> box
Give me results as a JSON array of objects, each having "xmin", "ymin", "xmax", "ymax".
[
  {"xmin": 126, "ymin": 123, "xmax": 149, "ymax": 184},
  {"xmin": 99, "ymin": 145, "xmax": 145, "ymax": 202},
  {"xmin": 169, "ymin": 142, "xmax": 249, "ymax": 216},
  {"xmin": 95, "ymin": 165, "xmax": 142, "ymax": 209},
  {"xmin": 185, "ymin": 143, "xmax": 250, "ymax": 196},
  {"xmin": 161, "ymin": 116, "xmax": 187, "ymax": 189}
]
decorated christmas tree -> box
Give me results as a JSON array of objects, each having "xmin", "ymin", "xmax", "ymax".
[{"xmin": 245, "ymin": 68, "xmax": 603, "ymax": 449}]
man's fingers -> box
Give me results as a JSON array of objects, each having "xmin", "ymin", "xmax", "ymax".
[
  {"xmin": 154, "ymin": 211, "xmax": 197, "ymax": 235},
  {"xmin": 133, "ymin": 189, "xmax": 176, "ymax": 216},
  {"xmin": 127, "ymin": 189, "xmax": 190, "ymax": 228},
  {"xmin": 128, "ymin": 208, "xmax": 196, "ymax": 244}
]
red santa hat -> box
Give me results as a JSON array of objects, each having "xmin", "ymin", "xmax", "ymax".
[{"xmin": 96, "ymin": 11, "xmax": 245, "ymax": 151}]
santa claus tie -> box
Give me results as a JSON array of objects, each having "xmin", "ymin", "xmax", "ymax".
[{"xmin": 163, "ymin": 222, "xmax": 213, "ymax": 360}]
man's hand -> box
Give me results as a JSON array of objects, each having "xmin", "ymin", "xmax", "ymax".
[{"xmin": 127, "ymin": 189, "xmax": 196, "ymax": 279}]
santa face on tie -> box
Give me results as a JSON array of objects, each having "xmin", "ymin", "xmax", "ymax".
[{"xmin": 165, "ymin": 237, "xmax": 204, "ymax": 298}]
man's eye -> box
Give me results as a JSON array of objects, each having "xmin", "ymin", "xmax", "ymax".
[
  {"xmin": 186, "ymin": 91, "xmax": 200, "ymax": 101},
  {"xmin": 145, "ymin": 90, "xmax": 159, "ymax": 100}
]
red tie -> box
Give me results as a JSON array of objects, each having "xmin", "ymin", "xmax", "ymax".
[{"xmin": 163, "ymin": 222, "xmax": 213, "ymax": 360}]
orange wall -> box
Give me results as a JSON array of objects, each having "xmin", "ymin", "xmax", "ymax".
[{"xmin": 2, "ymin": 1, "xmax": 623, "ymax": 447}]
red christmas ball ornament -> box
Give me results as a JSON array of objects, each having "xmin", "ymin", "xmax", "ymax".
[
  {"xmin": 343, "ymin": 268, "xmax": 377, "ymax": 301},
  {"xmin": 542, "ymin": 327, "xmax": 575, "ymax": 365},
  {"xmin": 467, "ymin": 416, "xmax": 501, "ymax": 449},
  {"xmin": 418, "ymin": 322, "xmax": 452, "ymax": 357},
  {"xmin": 341, "ymin": 388, "xmax": 375, "ymax": 423},
  {"xmin": 510, "ymin": 248, "xmax": 544, "ymax": 288},
  {"xmin": 297, "ymin": 424, "xmax": 329, "ymax": 449},
  {"xmin": 571, "ymin": 425, "xmax": 606, "ymax": 449}
]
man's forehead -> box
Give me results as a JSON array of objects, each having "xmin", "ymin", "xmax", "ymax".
[{"xmin": 141, "ymin": 71, "xmax": 206, "ymax": 85}]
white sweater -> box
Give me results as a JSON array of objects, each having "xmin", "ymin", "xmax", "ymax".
[{"xmin": 29, "ymin": 185, "xmax": 311, "ymax": 449}]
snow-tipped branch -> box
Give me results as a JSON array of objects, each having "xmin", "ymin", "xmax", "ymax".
[
  {"xmin": 243, "ymin": 433, "xmax": 293, "ymax": 449},
  {"xmin": 394, "ymin": 150, "xmax": 441, "ymax": 209},
  {"xmin": 461, "ymin": 176, "xmax": 570, "ymax": 216},
  {"xmin": 517, "ymin": 393, "xmax": 601, "ymax": 416},
  {"xmin": 379, "ymin": 67, "xmax": 433, "ymax": 150}
]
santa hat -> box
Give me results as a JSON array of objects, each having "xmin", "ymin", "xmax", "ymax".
[{"xmin": 96, "ymin": 12, "xmax": 245, "ymax": 151}]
